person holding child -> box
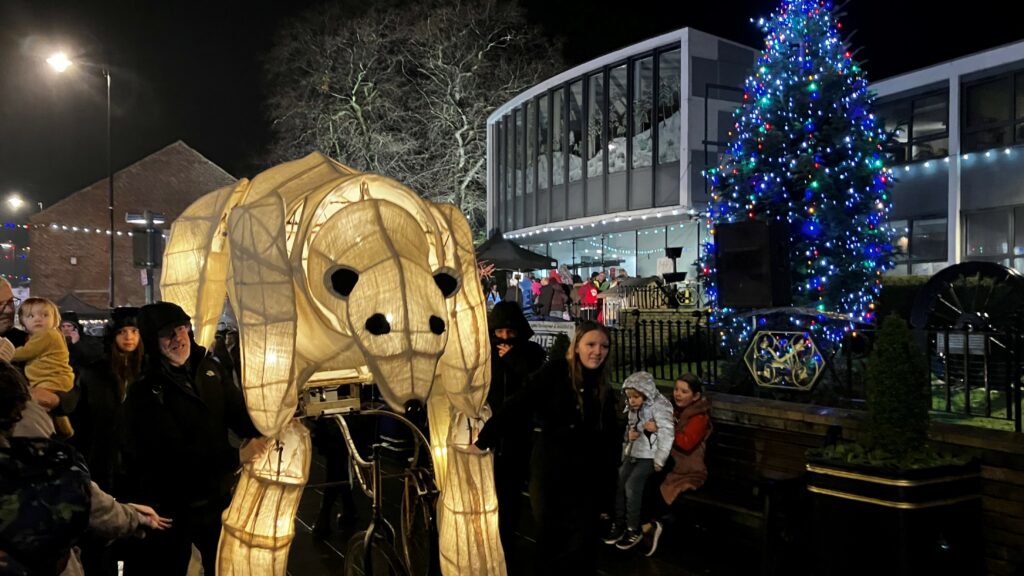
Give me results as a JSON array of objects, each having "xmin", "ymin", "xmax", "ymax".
[
  {"xmin": 603, "ymin": 371, "xmax": 674, "ymax": 551},
  {"xmin": 12, "ymin": 297, "xmax": 76, "ymax": 438}
]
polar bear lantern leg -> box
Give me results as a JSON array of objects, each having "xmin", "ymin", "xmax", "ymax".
[
  {"xmin": 217, "ymin": 191, "xmax": 306, "ymax": 575},
  {"xmin": 429, "ymin": 203, "xmax": 505, "ymax": 576}
]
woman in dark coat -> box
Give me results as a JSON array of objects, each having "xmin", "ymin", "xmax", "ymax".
[
  {"xmin": 475, "ymin": 320, "xmax": 618, "ymax": 576},
  {"xmin": 70, "ymin": 307, "xmax": 143, "ymax": 496}
]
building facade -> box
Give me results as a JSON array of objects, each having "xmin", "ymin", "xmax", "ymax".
[
  {"xmin": 29, "ymin": 141, "xmax": 236, "ymax": 308},
  {"xmin": 486, "ymin": 28, "xmax": 757, "ymax": 280},
  {"xmin": 487, "ymin": 29, "xmax": 1024, "ymax": 280},
  {"xmin": 873, "ymin": 40, "xmax": 1024, "ymax": 275}
]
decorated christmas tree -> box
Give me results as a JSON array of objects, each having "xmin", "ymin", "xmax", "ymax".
[{"xmin": 705, "ymin": 0, "xmax": 894, "ymax": 344}]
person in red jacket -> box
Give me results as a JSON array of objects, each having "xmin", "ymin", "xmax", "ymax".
[{"xmin": 638, "ymin": 373, "xmax": 711, "ymax": 556}]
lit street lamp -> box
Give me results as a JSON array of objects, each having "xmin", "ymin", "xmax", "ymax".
[
  {"xmin": 48, "ymin": 51, "xmax": 115, "ymax": 309},
  {"xmin": 6, "ymin": 193, "xmax": 43, "ymax": 213}
]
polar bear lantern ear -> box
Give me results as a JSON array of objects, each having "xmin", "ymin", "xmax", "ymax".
[{"xmin": 227, "ymin": 191, "xmax": 298, "ymax": 438}]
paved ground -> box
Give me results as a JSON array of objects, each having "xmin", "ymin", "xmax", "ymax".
[{"xmin": 275, "ymin": 447, "xmax": 759, "ymax": 576}]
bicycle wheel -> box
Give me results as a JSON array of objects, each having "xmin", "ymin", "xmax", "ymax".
[
  {"xmin": 401, "ymin": 470, "xmax": 439, "ymax": 576},
  {"xmin": 343, "ymin": 530, "xmax": 408, "ymax": 576}
]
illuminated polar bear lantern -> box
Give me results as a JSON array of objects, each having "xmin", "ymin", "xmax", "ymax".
[{"xmin": 160, "ymin": 152, "xmax": 504, "ymax": 575}]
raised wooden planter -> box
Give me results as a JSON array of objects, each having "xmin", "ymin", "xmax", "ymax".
[{"xmin": 806, "ymin": 458, "xmax": 984, "ymax": 575}]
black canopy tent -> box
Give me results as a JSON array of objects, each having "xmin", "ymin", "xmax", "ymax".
[{"xmin": 475, "ymin": 231, "xmax": 557, "ymax": 272}]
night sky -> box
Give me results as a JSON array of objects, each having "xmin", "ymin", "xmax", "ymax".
[{"xmin": 0, "ymin": 0, "xmax": 1020, "ymax": 212}]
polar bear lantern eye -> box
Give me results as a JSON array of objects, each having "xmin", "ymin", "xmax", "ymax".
[
  {"xmin": 433, "ymin": 269, "xmax": 459, "ymax": 298},
  {"xmin": 329, "ymin": 267, "xmax": 359, "ymax": 298}
]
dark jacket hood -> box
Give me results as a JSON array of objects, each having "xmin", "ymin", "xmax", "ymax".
[{"xmin": 488, "ymin": 301, "xmax": 534, "ymax": 340}]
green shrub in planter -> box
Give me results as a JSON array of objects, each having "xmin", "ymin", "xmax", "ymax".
[{"xmin": 811, "ymin": 315, "xmax": 967, "ymax": 468}]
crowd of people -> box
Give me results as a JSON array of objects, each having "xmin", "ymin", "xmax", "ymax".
[
  {"xmin": 483, "ymin": 265, "xmax": 631, "ymax": 324},
  {"xmin": 0, "ymin": 278, "xmax": 259, "ymax": 576},
  {"xmin": 0, "ymin": 267, "xmax": 711, "ymax": 576}
]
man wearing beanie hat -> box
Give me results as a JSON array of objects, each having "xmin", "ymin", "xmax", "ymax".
[{"xmin": 122, "ymin": 301, "xmax": 260, "ymax": 576}]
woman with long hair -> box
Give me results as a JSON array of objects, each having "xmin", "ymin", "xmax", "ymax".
[{"xmin": 475, "ymin": 320, "xmax": 620, "ymax": 576}]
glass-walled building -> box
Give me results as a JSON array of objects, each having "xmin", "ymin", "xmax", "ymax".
[
  {"xmin": 866, "ymin": 40, "xmax": 1024, "ymax": 275},
  {"xmin": 486, "ymin": 28, "xmax": 757, "ymax": 279}
]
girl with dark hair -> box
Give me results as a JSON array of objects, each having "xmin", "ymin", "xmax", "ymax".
[{"xmin": 474, "ymin": 320, "xmax": 619, "ymax": 576}]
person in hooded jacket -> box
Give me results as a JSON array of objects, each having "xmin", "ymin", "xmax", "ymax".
[
  {"xmin": 483, "ymin": 302, "xmax": 546, "ymax": 564},
  {"xmin": 474, "ymin": 320, "xmax": 619, "ymax": 576},
  {"xmin": 121, "ymin": 302, "xmax": 261, "ymax": 576}
]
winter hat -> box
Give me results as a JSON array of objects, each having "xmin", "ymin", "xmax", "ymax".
[
  {"xmin": 110, "ymin": 307, "xmax": 139, "ymax": 332},
  {"xmin": 59, "ymin": 311, "xmax": 83, "ymax": 334},
  {"xmin": 137, "ymin": 302, "xmax": 191, "ymax": 351}
]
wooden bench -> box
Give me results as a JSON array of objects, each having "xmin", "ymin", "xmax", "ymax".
[{"xmin": 663, "ymin": 420, "xmax": 819, "ymax": 573}]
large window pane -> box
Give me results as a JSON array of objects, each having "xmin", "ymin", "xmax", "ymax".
[
  {"xmin": 587, "ymin": 72, "xmax": 605, "ymax": 178},
  {"xmin": 911, "ymin": 94, "xmax": 948, "ymax": 138},
  {"xmin": 606, "ymin": 231, "xmax": 637, "ymax": 277},
  {"xmin": 636, "ymin": 226, "xmax": 664, "ymax": 277},
  {"xmin": 965, "ymin": 78, "xmax": 1010, "ymax": 128},
  {"xmin": 876, "ymin": 100, "xmax": 910, "ymax": 154},
  {"xmin": 575, "ymin": 234, "xmax": 604, "ymax": 279},
  {"xmin": 609, "ymin": 64, "xmax": 628, "ymax": 174},
  {"xmin": 911, "ymin": 218, "xmax": 947, "ymax": 261},
  {"xmin": 1014, "ymin": 207, "xmax": 1024, "ymax": 255},
  {"xmin": 504, "ymin": 116, "xmax": 513, "ymax": 230},
  {"xmin": 514, "ymin": 108, "xmax": 524, "ymax": 229},
  {"xmin": 966, "ymin": 211, "xmax": 1009, "ymax": 257},
  {"xmin": 537, "ymin": 94, "xmax": 550, "ymax": 224},
  {"xmin": 525, "ymin": 101, "xmax": 537, "ymax": 227},
  {"xmin": 657, "ymin": 49, "xmax": 681, "ymax": 165},
  {"xmin": 632, "ymin": 56, "xmax": 654, "ymax": 168},
  {"xmin": 568, "ymin": 80, "xmax": 584, "ymax": 183},
  {"xmin": 550, "ymin": 240, "xmax": 574, "ymax": 280},
  {"xmin": 1016, "ymin": 73, "xmax": 1024, "ymax": 120},
  {"xmin": 964, "ymin": 128, "xmax": 1011, "ymax": 152},
  {"xmin": 552, "ymin": 88, "xmax": 565, "ymax": 187},
  {"xmin": 911, "ymin": 138, "xmax": 948, "ymax": 161}
]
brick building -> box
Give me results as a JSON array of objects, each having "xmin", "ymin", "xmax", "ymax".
[{"xmin": 28, "ymin": 141, "xmax": 236, "ymax": 309}]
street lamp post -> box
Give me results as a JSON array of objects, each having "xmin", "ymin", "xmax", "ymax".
[
  {"xmin": 105, "ymin": 68, "xmax": 113, "ymax": 309},
  {"xmin": 47, "ymin": 52, "xmax": 115, "ymax": 309}
]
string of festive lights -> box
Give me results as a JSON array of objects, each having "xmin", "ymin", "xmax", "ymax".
[
  {"xmin": 704, "ymin": 0, "xmax": 895, "ymax": 346},
  {"xmin": 38, "ymin": 223, "xmax": 168, "ymax": 238},
  {"xmin": 504, "ymin": 209, "xmax": 700, "ymax": 240}
]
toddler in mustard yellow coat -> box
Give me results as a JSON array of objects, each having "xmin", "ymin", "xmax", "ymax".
[{"xmin": 13, "ymin": 297, "xmax": 76, "ymax": 437}]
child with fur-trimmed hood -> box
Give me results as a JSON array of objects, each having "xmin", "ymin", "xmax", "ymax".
[{"xmin": 603, "ymin": 371, "xmax": 674, "ymax": 550}]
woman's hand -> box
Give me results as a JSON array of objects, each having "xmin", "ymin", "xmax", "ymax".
[
  {"xmin": 128, "ymin": 503, "xmax": 172, "ymax": 530},
  {"xmin": 644, "ymin": 420, "xmax": 658, "ymax": 433},
  {"xmin": 628, "ymin": 430, "xmax": 640, "ymax": 441}
]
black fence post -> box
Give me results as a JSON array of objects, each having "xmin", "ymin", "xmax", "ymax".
[{"xmin": 632, "ymin": 309, "xmax": 642, "ymax": 374}]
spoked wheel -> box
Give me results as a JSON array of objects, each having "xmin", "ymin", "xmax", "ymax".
[
  {"xmin": 910, "ymin": 261, "xmax": 1024, "ymax": 332},
  {"xmin": 343, "ymin": 530, "xmax": 408, "ymax": 576},
  {"xmin": 401, "ymin": 468, "xmax": 439, "ymax": 576},
  {"xmin": 910, "ymin": 262, "xmax": 1024, "ymax": 414}
]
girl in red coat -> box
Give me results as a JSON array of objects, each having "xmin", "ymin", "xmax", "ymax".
[{"xmin": 639, "ymin": 373, "xmax": 711, "ymax": 556}]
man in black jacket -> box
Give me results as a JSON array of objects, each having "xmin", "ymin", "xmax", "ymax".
[{"xmin": 123, "ymin": 301, "xmax": 261, "ymax": 576}]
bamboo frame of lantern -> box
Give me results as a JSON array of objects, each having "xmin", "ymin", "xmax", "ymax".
[{"xmin": 162, "ymin": 152, "xmax": 504, "ymax": 575}]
